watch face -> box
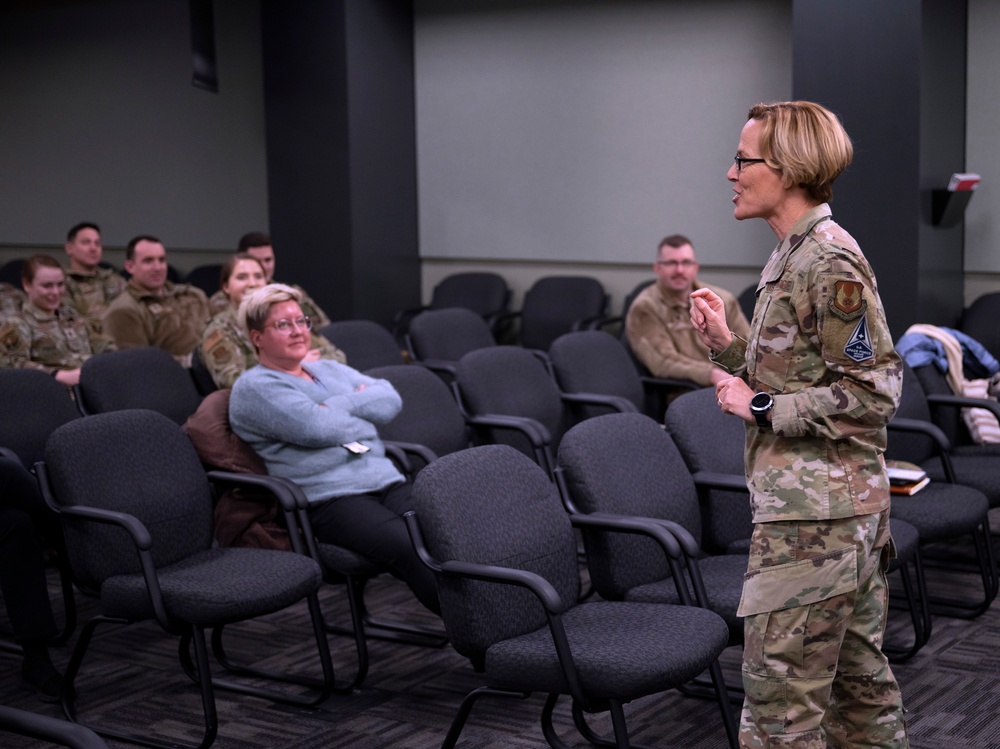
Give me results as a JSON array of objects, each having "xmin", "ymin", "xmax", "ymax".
[{"xmin": 751, "ymin": 392, "xmax": 772, "ymax": 410}]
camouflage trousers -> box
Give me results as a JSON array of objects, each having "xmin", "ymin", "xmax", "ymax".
[{"xmin": 738, "ymin": 512, "xmax": 908, "ymax": 748}]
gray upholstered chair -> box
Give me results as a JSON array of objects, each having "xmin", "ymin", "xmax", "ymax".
[
  {"xmin": 36, "ymin": 409, "xmax": 337, "ymax": 749},
  {"xmin": 510, "ymin": 275, "xmax": 609, "ymax": 352},
  {"xmin": 557, "ymin": 413, "xmax": 747, "ymax": 644},
  {"xmin": 405, "ymin": 444, "xmax": 738, "ymax": 749},
  {"xmin": 366, "ymin": 363, "xmax": 471, "ymax": 474},
  {"xmin": 452, "ymin": 345, "xmax": 627, "ymax": 479},
  {"xmin": 405, "ymin": 307, "xmax": 497, "ymax": 380},
  {"xmin": 392, "ymin": 271, "xmax": 511, "ymax": 342},
  {"xmin": 74, "ymin": 346, "xmax": 203, "ymax": 425},
  {"xmin": 664, "ymin": 387, "xmax": 755, "ymax": 555},
  {"xmin": 317, "ymin": 319, "xmax": 405, "ymax": 371},
  {"xmin": 549, "ymin": 330, "xmax": 697, "ymax": 422}
]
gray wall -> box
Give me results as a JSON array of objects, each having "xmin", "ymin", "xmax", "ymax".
[
  {"xmin": 1, "ymin": 0, "xmax": 998, "ymax": 314},
  {"xmin": 0, "ymin": 0, "xmax": 267, "ymax": 264},
  {"xmin": 414, "ymin": 0, "xmax": 789, "ymax": 271}
]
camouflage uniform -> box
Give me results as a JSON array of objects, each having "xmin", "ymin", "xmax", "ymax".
[
  {"xmin": 713, "ymin": 204, "xmax": 908, "ymax": 748},
  {"xmin": 64, "ymin": 266, "xmax": 127, "ymax": 324},
  {"xmin": 0, "ymin": 283, "xmax": 25, "ymax": 315},
  {"xmin": 207, "ymin": 283, "xmax": 332, "ymax": 327},
  {"xmin": 626, "ymin": 280, "xmax": 750, "ymax": 385},
  {"xmin": 199, "ymin": 306, "xmax": 346, "ymax": 389},
  {"xmin": 102, "ymin": 280, "xmax": 210, "ymax": 367},
  {"xmin": 0, "ymin": 301, "xmax": 116, "ymax": 374}
]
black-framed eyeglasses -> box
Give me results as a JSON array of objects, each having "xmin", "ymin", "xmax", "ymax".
[{"xmin": 734, "ymin": 155, "xmax": 767, "ymax": 172}]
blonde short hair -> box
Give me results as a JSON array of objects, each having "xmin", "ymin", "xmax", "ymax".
[
  {"xmin": 748, "ymin": 101, "xmax": 853, "ymax": 204},
  {"xmin": 238, "ymin": 282, "xmax": 302, "ymax": 335}
]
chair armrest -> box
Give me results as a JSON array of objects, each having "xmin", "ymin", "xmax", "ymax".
[
  {"xmin": 404, "ymin": 511, "xmax": 564, "ymax": 611},
  {"xmin": 560, "ymin": 391, "xmax": 639, "ymax": 414},
  {"xmin": 412, "ymin": 359, "xmax": 458, "ymax": 378},
  {"xmin": 55, "ymin": 504, "xmax": 153, "ymax": 550},
  {"xmin": 692, "ymin": 471, "xmax": 750, "ymax": 493},
  {"xmin": 382, "ymin": 442, "xmax": 414, "ymax": 476},
  {"xmin": 640, "ymin": 375, "xmax": 700, "ymax": 393},
  {"xmin": 926, "ymin": 392, "xmax": 1000, "ymax": 420},
  {"xmin": 570, "ymin": 512, "xmax": 685, "ymax": 558},
  {"xmin": 887, "ymin": 417, "xmax": 956, "ymax": 482},
  {"xmin": 0, "ymin": 446, "xmax": 19, "ymax": 464},
  {"xmin": 384, "ymin": 440, "xmax": 438, "ymax": 468},
  {"xmin": 206, "ymin": 470, "xmax": 300, "ymax": 512},
  {"xmin": 465, "ymin": 413, "xmax": 551, "ymax": 447}
]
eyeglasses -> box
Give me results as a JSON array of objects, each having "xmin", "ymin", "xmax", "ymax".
[
  {"xmin": 656, "ymin": 259, "xmax": 696, "ymax": 270},
  {"xmin": 266, "ymin": 316, "xmax": 312, "ymax": 335},
  {"xmin": 734, "ymin": 155, "xmax": 767, "ymax": 172}
]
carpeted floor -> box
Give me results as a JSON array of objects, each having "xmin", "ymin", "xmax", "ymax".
[{"xmin": 3, "ymin": 521, "xmax": 1000, "ymax": 749}]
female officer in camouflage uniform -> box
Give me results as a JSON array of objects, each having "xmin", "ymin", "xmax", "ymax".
[
  {"xmin": 0, "ymin": 255, "xmax": 115, "ymax": 387},
  {"xmin": 199, "ymin": 253, "xmax": 347, "ymax": 390},
  {"xmin": 691, "ymin": 101, "xmax": 908, "ymax": 748}
]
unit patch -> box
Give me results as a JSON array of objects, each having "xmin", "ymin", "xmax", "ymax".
[
  {"xmin": 829, "ymin": 280, "xmax": 866, "ymax": 321},
  {"xmin": 844, "ymin": 315, "xmax": 875, "ymax": 362}
]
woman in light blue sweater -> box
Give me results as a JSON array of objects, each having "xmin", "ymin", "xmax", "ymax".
[{"xmin": 229, "ymin": 284, "xmax": 439, "ymax": 614}]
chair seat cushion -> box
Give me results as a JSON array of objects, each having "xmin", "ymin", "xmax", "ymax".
[
  {"xmin": 102, "ymin": 547, "xmax": 322, "ymax": 625},
  {"xmin": 920, "ymin": 456, "xmax": 1000, "ymax": 507},
  {"xmin": 315, "ymin": 541, "xmax": 384, "ymax": 578},
  {"xmin": 888, "ymin": 483, "xmax": 989, "ymax": 542},
  {"xmin": 624, "ymin": 555, "xmax": 746, "ymax": 638},
  {"xmin": 483, "ymin": 601, "xmax": 728, "ymax": 701}
]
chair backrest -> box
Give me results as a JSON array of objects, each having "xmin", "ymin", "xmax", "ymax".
[
  {"xmin": 318, "ymin": 320, "xmax": 404, "ymax": 371},
  {"xmin": 189, "ymin": 346, "xmax": 219, "ymax": 396},
  {"xmin": 519, "ymin": 275, "xmax": 608, "ymax": 351},
  {"xmin": 407, "ymin": 307, "xmax": 496, "ymax": 364},
  {"xmin": 548, "ymin": 330, "xmax": 645, "ymax": 415},
  {"xmin": 558, "ymin": 412, "xmax": 702, "ymax": 599},
  {"xmin": 0, "ymin": 369, "xmax": 81, "ymax": 468},
  {"xmin": 664, "ymin": 387, "xmax": 753, "ymax": 553},
  {"xmin": 183, "ymin": 263, "xmax": 223, "ymax": 298},
  {"xmin": 737, "ymin": 283, "xmax": 758, "ymax": 323},
  {"xmin": 366, "ymin": 364, "xmax": 469, "ymax": 464},
  {"xmin": 42, "ymin": 409, "xmax": 214, "ymax": 591},
  {"xmin": 429, "ymin": 272, "xmax": 511, "ymax": 319},
  {"xmin": 455, "ymin": 345, "xmax": 567, "ymax": 465},
  {"xmin": 76, "ymin": 347, "xmax": 203, "ymax": 424},
  {"xmin": 885, "ymin": 361, "xmax": 937, "ymax": 464},
  {"xmin": 0, "ymin": 259, "xmax": 23, "ymax": 286},
  {"xmin": 960, "ymin": 291, "xmax": 1000, "ymax": 362},
  {"xmin": 410, "ymin": 444, "xmax": 579, "ymax": 664}
]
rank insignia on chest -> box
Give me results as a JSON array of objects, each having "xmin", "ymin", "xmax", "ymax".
[
  {"xmin": 844, "ymin": 315, "xmax": 875, "ymax": 362},
  {"xmin": 830, "ymin": 280, "xmax": 866, "ymax": 321}
]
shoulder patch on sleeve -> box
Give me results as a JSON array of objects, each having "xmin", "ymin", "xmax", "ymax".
[
  {"xmin": 844, "ymin": 316, "xmax": 875, "ymax": 362},
  {"xmin": 829, "ymin": 280, "xmax": 865, "ymax": 321}
]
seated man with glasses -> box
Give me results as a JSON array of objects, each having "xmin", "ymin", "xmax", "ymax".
[
  {"xmin": 228, "ymin": 283, "xmax": 440, "ymax": 616},
  {"xmin": 626, "ymin": 234, "xmax": 750, "ymax": 386}
]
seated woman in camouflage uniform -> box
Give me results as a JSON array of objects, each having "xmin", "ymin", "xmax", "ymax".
[
  {"xmin": 0, "ymin": 254, "xmax": 115, "ymax": 387},
  {"xmin": 199, "ymin": 253, "xmax": 347, "ymax": 390}
]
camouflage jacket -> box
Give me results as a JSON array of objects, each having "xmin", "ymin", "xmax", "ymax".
[
  {"xmin": 199, "ymin": 306, "xmax": 346, "ymax": 389},
  {"xmin": 102, "ymin": 280, "xmax": 210, "ymax": 365},
  {"xmin": 0, "ymin": 301, "xmax": 116, "ymax": 374},
  {"xmin": 713, "ymin": 204, "xmax": 902, "ymax": 523},
  {"xmin": 65, "ymin": 265, "xmax": 127, "ymax": 322},
  {"xmin": 207, "ymin": 283, "xmax": 332, "ymax": 328},
  {"xmin": 0, "ymin": 283, "xmax": 25, "ymax": 315}
]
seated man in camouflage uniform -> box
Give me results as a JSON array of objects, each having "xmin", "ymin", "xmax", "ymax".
[
  {"xmin": 102, "ymin": 235, "xmax": 210, "ymax": 368},
  {"xmin": 207, "ymin": 232, "xmax": 331, "ymax": 328},
  {"xmin": 63, "ymin": 221, "xmax": 126, "ymax": 328},
  {"xmin": 0, "ymin": 255, "xmax": 115, "ymax": 387}
]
